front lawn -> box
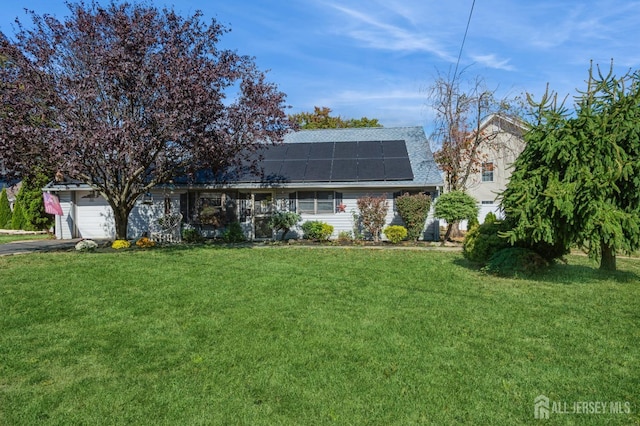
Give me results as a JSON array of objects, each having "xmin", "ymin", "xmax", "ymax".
[
  {"xmin": 0, "ymin": 233, "xmax": 52, "ymax": 244},
  {"xmin": 1, "ymin": 247, "xmax": 638, "ymax": 424}
]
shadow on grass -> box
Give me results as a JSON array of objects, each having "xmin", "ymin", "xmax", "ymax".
[{"xmin": 453, "ymin": 257, "xmax": 640, "ymax": 284}]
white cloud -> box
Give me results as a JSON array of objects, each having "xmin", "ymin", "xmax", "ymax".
[
  {"xmin": 469, "ymin": 54, "xmax": 516, "ymax": 72},
  {"xmin": 324, "ymin": 2, "xmax": 456, "ymax": 62}
]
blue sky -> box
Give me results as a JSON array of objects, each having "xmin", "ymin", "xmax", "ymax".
[{"xmin": 1, "ymin": 0, "xmax": 639, "ymax": 128}]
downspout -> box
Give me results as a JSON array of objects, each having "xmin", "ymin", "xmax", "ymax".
[{"xmin": 71, "ymin": 191, "xmax": 78, "ymax": 238}]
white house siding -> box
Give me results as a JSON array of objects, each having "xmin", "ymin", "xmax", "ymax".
[
  {"xmin": 52, "ymin": 189, "xmax": 182, "ymax": 240},
  {"xmin": 54, "ymin": 191, "xmax": 74, "ymax": 239},
  {"xmin": 292, "ymin": 190, "xmax": 438, "ymax": 241},
  {"xmin": 128, "ymin": 190, "xmax": 181, "ymax": 238}
]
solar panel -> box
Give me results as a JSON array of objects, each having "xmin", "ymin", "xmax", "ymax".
[
  {"xmin": 357, "ymin": 141, "xmax": 383, "ymax": 158},
  {"xmin": 381, "ymin": 140, "xmax": 408, "ymax": 158},
  {"xmin": 233, "ymin": 139, "xmax": 414, "ymax": 183},
  {"xmin": 333, "ymin": 142, "xmax": 358, "ymax": 159},
  {"xmin": 260, "ymin": 160, "xmax": 283, "ymax": 178},
  {"xmin": 331, "ymin": 159, "xmax": 358, "ymax": 181},
  {"xmin": 304, "ymin": 159, "xmax": 332, "ymax": 181},
  {"xmin": 285, "ymin": 143, "xmax": 311, "ymax": 160},
  {"xmin": 279, "ymin": 160, "xmax": 308, "ymax": 181},
  {"xmin": 261, "ymin": 144, "xmax": 288, "ymax": 160},
  {"xmin": 384, "ymin": 158, "xmax": 414, "ymax": 180},
  {"xmin": 358, "ymin": 159, "xmax": 385, "ymax": 180},
  {"xmin": 309, "ymin": 142, "xmax": 334, "ymax": 159}
]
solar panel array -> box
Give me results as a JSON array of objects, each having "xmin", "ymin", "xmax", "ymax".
[{"xmin": 240, "ymin": 140, "xmax": 414, "ymax": 183}]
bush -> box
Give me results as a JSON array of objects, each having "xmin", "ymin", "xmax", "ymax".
[
  {"xmin": 14, "ymin": 172, "xmax": 54, "ymax": 231},
  {"xmin": 394, "ymin": 192, "xmax": 431, "ymax": 241},
  {"xmin": 337, "ymin": 231, "xmax": 353, "ymax": 242},
  {"xmin": 356, "ymin": 195, "xmax": 389, "ymax": 242},
  {"xmin": 268, "ymin": 211, "xmax": 301, "ymax": 240},
  {"xmin": 383, "ymin": 225, "xmax": 407, "ymax": 244},
  {"xmin": 182, "ymin": 226, "xmax": 205, "ymax": 243},
  {"xmin": 0, "ymin": 188, "xmax": 12, "ymax": 228},
  {"xmin": 10, "ymin": 200, "xmax": 27, "ymax": 230},
  {"xmin": 135, "ymin": 237, "xmax": 155, "ymax": 248},
  {"xmin": 75, "ymin": 239, "xmax": 98, "ymax": 251},
  {"xmin": 482, "ymin": 247, "xmax": 549, "ymax": 277},
  {"xmin": 111, "ymin": 239, "xmax": 131, "ymax": 249},
  {"xmin": 463, "ymin": 221, "xmax": 511, "ymax": 263},
  {"xmin": 222, "ymin": 221, "xmax": 246, "ymax": 243},
  {"xmin": 301, "ymin": 220, "xmax": 333, "ymax": 240},
  {"xmin": 483, "ymin": 212, "xmax": 498, "ymax": 224}
]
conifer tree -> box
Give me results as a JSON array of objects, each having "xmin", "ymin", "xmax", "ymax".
[
  {"xmin": 501, "ymin": 63, "xmax": 640, "ymax": 271},
  {"xmin": 10, "ymin": 197, "xmax": 26, "ymax": 230},
  {"xmin": 0, "ymin": 188, "xmax": 12, "ymax": 228}
]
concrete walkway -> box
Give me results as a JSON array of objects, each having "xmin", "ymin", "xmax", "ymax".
[{"xmin": 0, "ymin": 238, "xmax": 82, "ymax": 256}]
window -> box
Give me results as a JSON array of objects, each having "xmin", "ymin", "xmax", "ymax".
[
  {"xmin": 295, "ymin": 191, "xmax": 337, "ymax": 214},
  {"xmin": 482, "ymin": 162, "xmax": 494, "ymax": 182},
  {"xmin": 481, "ymin": 200, "xmax": 494, "ymax": 205},
  {"xmin": 316, "ymin": 191, "xmax": 334, "ymax": 214},
  {"xmin": 197, "ymin": 192, "xmax": 223, "ymax": 226}
]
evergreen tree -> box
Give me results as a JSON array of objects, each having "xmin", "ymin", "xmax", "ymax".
[
  {"xmin": 0, "ymin": 188, "xmax": 12, "ymax": 228},
  {"xmin": 10, "ymin": 195, "xmax": 26, "ymax": 230},
  {"xmin": 18, "ymin": 172, "xmax": 54, "ymax": 231},
  {"xmin": 501, "ymin": 63, "xmax": 640, "ymax": 271}
]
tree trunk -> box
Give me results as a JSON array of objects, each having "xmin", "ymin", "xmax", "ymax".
[
  {"xmin": 440, "ymin": 221, "xmax": 460, "ymax": 246},
  {"xmin": 113, "ymin": 205, "xmax": 131, "ymax": 240},
  {"xmin": 600, "ymin": 240, "xmax": 616, "ymax": 271}
]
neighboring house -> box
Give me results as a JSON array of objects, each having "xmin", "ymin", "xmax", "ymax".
[
  {"xmin": 0, "ymin": 180, "xmax": 20, "ymax": 211},
  {"xmin": 464, "ymin": 113, "xmax": 527, "ymax": 222},
  {"xmin": 44, "ymin": 127, "xmax": 444, "ymax": 241}
]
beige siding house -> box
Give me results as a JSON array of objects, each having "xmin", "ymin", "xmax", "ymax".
[{"xmin": 465, "ymin": 114, "xmax": 527, "ymax": 223}]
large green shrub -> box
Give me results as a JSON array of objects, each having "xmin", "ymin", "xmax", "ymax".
[
  {"xmin": 482, "ymin": 247, "xmax": 549, "ymax": 277},
  {"xmin": 383, "ymin": 225, "xmax": 407, "ymax": 244},
  {"xmin": 16, "ymin": 173, "xmax": 54, "ymax": 231},
  {"xmin": 268, "ymin": 211, "xmax": 301, "ymax": 240},
  {"xmin": 301, "ymin": 220, "xmax": 333, "ymax": 240},
  {"xmin": 394, "ymin": 192, "xmax": 431, "ymax": 241},
  {"xmin": 463, "ymin": 221, "xmax": 511, "ymax": 263},
  {"xmin": 0, "ymin": 188, "xmax": 12, "ymax": 228}
]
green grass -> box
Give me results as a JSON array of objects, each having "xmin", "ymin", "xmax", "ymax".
[
  {"xmin": 1, "ymin": 247, "xmax": 639, "ymax": 425},
  {"xmin": 0, "ymin": 233, "xmax": 52, "ymax": 244}
]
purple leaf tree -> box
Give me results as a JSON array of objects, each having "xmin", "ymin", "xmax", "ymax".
[{"xmin": 0, "ymin": 1, "xmax": 291, "ymax": 239}]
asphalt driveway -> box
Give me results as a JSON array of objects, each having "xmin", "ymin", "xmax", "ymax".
[{"xmin": 0, "ymin": 239, "xmax": 81, "ymax": 256}]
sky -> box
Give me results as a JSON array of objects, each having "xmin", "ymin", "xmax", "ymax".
[{"xmin": 1, "ymin": 0, "xmax": 639, "ymax": 129}]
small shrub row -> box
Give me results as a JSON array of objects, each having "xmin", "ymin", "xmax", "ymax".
[
  {"xmin": 301, "ymin": 220, "xmax": 333, "ymax": 240},
  {"xmin": 383, "ymin": 225, "xmax": 407, "ymax": 244}
]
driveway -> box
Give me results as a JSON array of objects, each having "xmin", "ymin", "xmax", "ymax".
[{"xmin": 0, "ymin": 239, "xmax": 82, "ymax": 256}]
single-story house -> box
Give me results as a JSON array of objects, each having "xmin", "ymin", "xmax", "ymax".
[{"xmin": 44, "ymin": 126, "xmax": 444, "ymax": 241}]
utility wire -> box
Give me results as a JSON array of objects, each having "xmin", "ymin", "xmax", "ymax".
[{"xmin": 453, "ymin": 0, "xmax": 476, "ymax": 82}]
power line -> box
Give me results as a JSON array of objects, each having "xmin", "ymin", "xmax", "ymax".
[{"xmin": 453, "ymin": 0, "xmax": 476, "ymax": 82}]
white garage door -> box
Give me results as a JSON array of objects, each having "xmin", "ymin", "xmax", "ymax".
[{"xmin": 76, "ymin": 192, "xmax": 115, "ymax": 239}]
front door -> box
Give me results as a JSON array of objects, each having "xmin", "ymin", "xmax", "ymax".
[
  {"xmin": 253, "ymin": 192, "xmax": 274, "ymax": 239},
  {"xmin": 238, "ymin": 192, "xmax": 275, "ymax": 240}
]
